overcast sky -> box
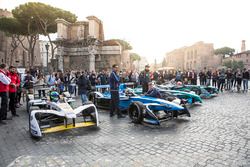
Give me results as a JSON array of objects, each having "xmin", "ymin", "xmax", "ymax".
[{"xmin": 1, "ymin": 0, "xmax": 250, "ymax": 63}]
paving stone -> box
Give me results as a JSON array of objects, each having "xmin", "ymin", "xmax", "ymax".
[{"xmin": 0, "ymin": 93, "xmax": 249, "ymax": 167}]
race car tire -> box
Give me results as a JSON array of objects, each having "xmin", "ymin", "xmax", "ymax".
[
  {"xmin": 88, "ymin": 92, "xmax": 96, "ymax": 105},
  {"xmin": 128, "ymin": 101, "xmax": 144, "ymax": 123}
]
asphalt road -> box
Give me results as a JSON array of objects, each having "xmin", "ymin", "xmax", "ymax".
[{"xmin": 0, "ymin": 92, "xmax": 249, "ymax": 167}]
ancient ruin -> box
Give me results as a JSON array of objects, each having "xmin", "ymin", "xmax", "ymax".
[{"xmin": 55, "ymin": 16, "xmax": 130, "ymax": 72}]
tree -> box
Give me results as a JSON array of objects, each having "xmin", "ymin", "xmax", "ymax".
[
  {"xmin": 130, "ymin": 53, "xmax": 141, "ymax": 62},
  {"xmin": 223, "ymin": 60, "xmax": 244, "ymax": 70},
  {"xmin": 214, "ymin": 47, "xmax": 235, "ymax": 58},
  {"xmin": 110, "ymin": 39, "xmax": 133, "ymax": 50},
  {"xmin": 0, "ymin": 17, "xmax": 24, "ymax": 65},
  {"xmin": 17, "ymin": 2, "xmax": 77, "ymax": 59},
  {"xmin": 0, "ymin": 2, "xmax": 77, "ymax": 67}
]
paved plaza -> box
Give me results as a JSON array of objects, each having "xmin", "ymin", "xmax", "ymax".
[{"xmin": 0, "ymin": 92, "xmax": 249, "ymax": 167}]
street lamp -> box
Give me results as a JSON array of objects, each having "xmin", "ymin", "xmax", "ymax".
[{"xmin": 45, "ymin": 43, "xmax": 50, "ymax": 74}]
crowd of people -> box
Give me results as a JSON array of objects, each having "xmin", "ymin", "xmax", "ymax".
[{"xmin": 0, "ymin": 63, "xmax": 249, "ymax": 124}]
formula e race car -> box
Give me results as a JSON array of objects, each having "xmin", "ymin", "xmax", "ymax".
[
  {"xmin": 28, "ymin": 91, "xmax": 99, "ymax": 138},
  {"xmin": 131, "ymin": 85, "xmax": 202, "ymax": 104},
  {"xmin": 89, "ymin": 84, "xmax": 190, "ymax": 125},
  {"xmin": 159, "ymin": 84, "xmax": 218, "ymax": 99}
]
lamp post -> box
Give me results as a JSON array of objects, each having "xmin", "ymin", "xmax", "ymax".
[{"xmin": 45, "ymin": 43, "xmax": 50, "ymax": 74}]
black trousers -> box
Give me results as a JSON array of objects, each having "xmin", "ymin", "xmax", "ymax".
[
  {"xmin": 16, "ymin": 91, "xmax": 22, "ymax": 104},
  {"xmin": 0, "ymin": 92, "xmax": 8, "ymax": 120},
  {"xmin": 9, "ymin": 92, "xmax": 17, "ymax": 115},
  {"xmin": 38, "ymin": 90, "xmax": 46, "ymax": 98},
  {"xmin": 110, "ymin": 90, "xmax": 121, "ymax": 116},
  {"xmin": 142, "ymin": 83, "xmax": 149, "ymax": 94}
]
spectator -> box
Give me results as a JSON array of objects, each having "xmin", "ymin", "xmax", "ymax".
[
  {"xmin": 58, "ymin": 71, "xmax": 65, "ymax": 94},
  {"xmin": 175, "ymin": 70, "xmax": 182, "ymax": 82},
  {"xmin": 235, "ymin": 68, "xmax": 243, "ymax": 92},
  {"xmin": 212, "ymin": 70, "xmax": 218, "ymax": 88},
  {"xmin": 64, "ymin": 70, "xmax": 71, "ymax": 91},
  {"xmin": 8, "ymin": 66, "xmax": 20, "ymax": 117},
  {"xmin": 97, "ymin": 70, "xmax": 108, "ymax": 85},
  {"xmin": 199, "ymin": 70, "xmax": 205, "ymax": 86},
  {"xmin": 218, "ymin": 69, "xmax": 226, "ymax": 92},
  {"xmin": 36, "ymin": 74, "xmax": 46, "ymax": 98},
  {"xmin": 47, "ymin": 72, "xmax": 56, "ymax": 87},
  {"xmin": 206, "ymin": 69, "xmax": 212, "ymax": 86},
  {"xmin": 242, "ymin": 68, "xmax": 249, "ymax": 93},
  {"xmin": 23, "ymin": 71, "xmax": 34, "ymax": 94},
  {"xmin": 15, "ymin": 72, "xmax": 22, "ymax": 108},
  {"xmin": 191, "ymin": 70, "xmax": 197, "ymax": 85},
  {"xmin": 225, "ymin": 68, "xmax": 233, "ymax": 91},
  {"xmin": 0, "ymin": 64, "xmax": 11, "ymax": 124},
  {"xmin": 89, "ymin": 71, "xmax": 97, "ymax": 86},
  {"xmin": 140, "ymin": 65, "xmax": 151, "ymax": 93},
  {"xmin": 77, "ymin": 72, "xmax": 91, "ymax": 104},
  {"xmin": 69, "ymin": 72, "xmax": 77, "ymax": 96},
  {"xmin": 109, "ymin": 64, "xmax": 125, "ymax": 118}
]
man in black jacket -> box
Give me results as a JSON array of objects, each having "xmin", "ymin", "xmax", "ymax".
[
  {"xmin": 109, "ymin": 64, "xmax": 125, "ymax": 118},
  {"xmin": 242, "ymin": 68, "xmax": 249, "ymax": 93},
  {"xmin": 140, "ymin": 65, "xmax": 151, "ymax": 93},
  {"xmin": 77, "ymin": 72, "xmax": 91, "ymax": 104}
]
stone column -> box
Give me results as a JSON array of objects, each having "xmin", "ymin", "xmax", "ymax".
[
  {"xmin": 88, "ymin": 45, "xmax": 97, "ymax": 72},
  {"xmin": 57, "ymin": 46, "xmax": 64, "ymax": 72}
]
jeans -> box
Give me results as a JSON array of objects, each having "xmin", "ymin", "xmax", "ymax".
[
  {"xmin": 206, "ymin": 79, "xmax": 211, "ymax": 86},
  {"xmin": 243, "ymin": 79, "xmax": 249, "ymax": 91},
  {"xmin": 226, "ymin": 79, "xmax": 232, "ymax": 90},
  {"xmin": 80, "ymin": 94, "xmax": 88, "ymax": 104}
]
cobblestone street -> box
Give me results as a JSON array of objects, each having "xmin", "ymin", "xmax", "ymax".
[{"xmin": 0, "ymin": 92, "xmax": 249, "ymax": 167}]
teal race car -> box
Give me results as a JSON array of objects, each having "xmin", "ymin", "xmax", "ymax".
[
  {"xmin": 132, "ymin": 85, "xmax": 202, "ymax": 105},
  {"xmin": 161, "ymin": 84, "xmax": 218, "ymax": 98}
]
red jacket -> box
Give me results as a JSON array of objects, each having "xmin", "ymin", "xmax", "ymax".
[
  {"xmin": 0, "ymin": 69, "xmax": 11, "ymax": 92},
  {"xmin": 9, "ymin": 72, "xmax": 20, "ymax": 93}
]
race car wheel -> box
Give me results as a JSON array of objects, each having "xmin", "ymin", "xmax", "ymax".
[
  {"xmin": 88, "ymin": 93, "xmax": 96, "ymax": 105},
  {"xmin": 128, "ymin": 101, "xmax": 144, "ymax": 123}
]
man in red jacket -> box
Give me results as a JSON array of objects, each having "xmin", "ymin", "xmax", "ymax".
[
  {"xmin": 8, "ymin": 66, "xmax": 20, "ymax": 117},
  {"xmin": 0, "ymin": 64, "xmax": 11, "ymax": 124}
]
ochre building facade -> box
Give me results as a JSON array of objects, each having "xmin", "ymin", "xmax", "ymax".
[{"xmin": 164, "ymin": 41, "xmax": 222, "ymax": 71}]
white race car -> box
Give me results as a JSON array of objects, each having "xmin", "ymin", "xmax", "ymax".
[{"xmin": 28, "ymin": 94, "xmax": 99, "ymax": 138}]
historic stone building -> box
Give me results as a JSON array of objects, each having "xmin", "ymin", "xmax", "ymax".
[
  {"xmin": 0, "ymin": 9, "xmax": 41, "ymax": 68},
  {"xmin": 223, "ymin": 40, "xmax": 250, "ymax": 69},
  {"xmin": 164, "ymin": 41, "xmax": 222, "ymax": 71},
  {"xmin": 55, "ymin": 16, "xmax": 130, "ymax": 72}
]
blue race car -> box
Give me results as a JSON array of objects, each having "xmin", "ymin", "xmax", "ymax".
[{"xmin": 88, "ymin": 84, "xmax": 190, "ymax": 125}]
